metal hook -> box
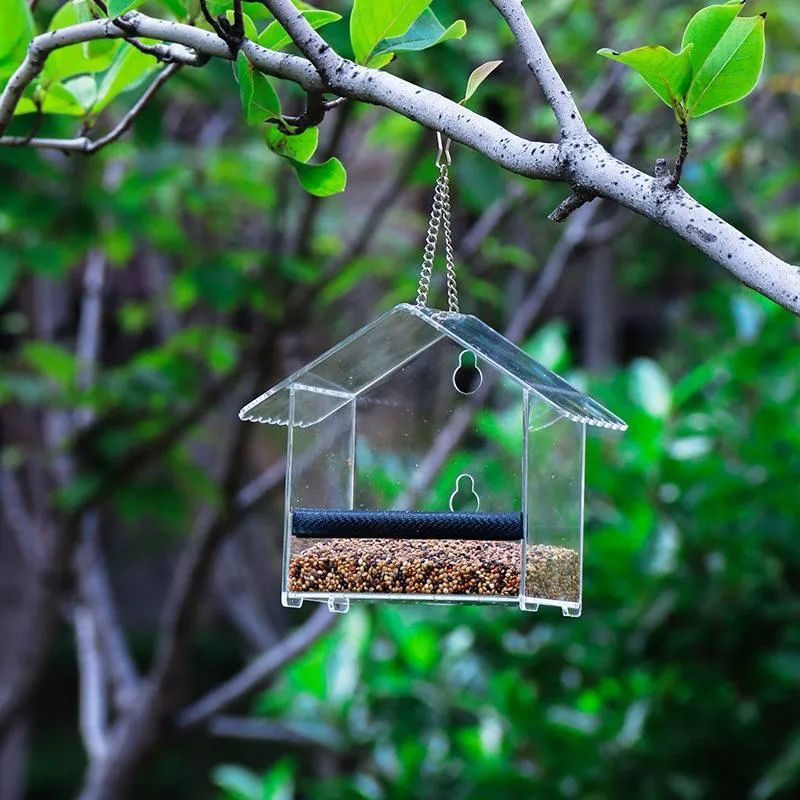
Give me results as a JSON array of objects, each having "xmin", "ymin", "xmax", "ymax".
[{"xmin": 435, "ymin": 131, "xmax": 452, "ymax": 167}]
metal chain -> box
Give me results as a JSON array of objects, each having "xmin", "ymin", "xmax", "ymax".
[{"xmin": 415, "ymin": 134, "xmax": 460, "ymax": 313}]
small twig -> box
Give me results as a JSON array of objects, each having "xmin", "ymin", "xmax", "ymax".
[
  {"xmin": 274, "ymin": 90, "xmax": 327, "ymax": 135},
  {"xmin": 548, "ymin": 190, "xmax": 595, "ymax": 223},
  {"xmin": 667, "ymin": 119, "xmax": 689, "ymax": 190},
  {"xmin": 198, "ymin": 0, "xmax": 225, "ymax": 39},
  {"xmin": 322, "ymin": 97, "xmax": 347, "ymax": 110},
  {"xmin": 458, "ymin": 184, "xmax": 528, "ymax": 262},
  {"xmin": 90, "ymin": 0, "xmax": 108, "ymax": 15},
  {"xmin": 0, "ymin": 64, "xmax": 181, "ymax": 154},
  {"xmin": 214, "ymin": 541, "xmax": 278, "ymax": 651},
  {"xmin": 208, "ymin": 715, "xmax": 336, "ymax": 748},
  {"xmin": 208, "ymin": 0, "xmax": 245, "ymax": 57},
  {"xmin": 177, "ymin": 606, "xmax": 335, "ymax": 728}
]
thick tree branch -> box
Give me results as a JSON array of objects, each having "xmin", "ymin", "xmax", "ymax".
[
  {"xmin": 262, "ymin": 0, "xmax": 343, "ymax": 81},
  {"xmin": 8, "ymin": 12, "xmax": 792, "ymax": 310},
  {"xmin": 0, "ymin": 13, "xmax": 797, "ymax": 307},
  {"xmin": 489, "ymin": 0, "xmax": 586, "ymax": 138}
]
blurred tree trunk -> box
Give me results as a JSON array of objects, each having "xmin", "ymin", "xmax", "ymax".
[
  {"xmin": 582, "ymin": 241, "xmax": 617, "ymax": 371},
  {"xmin": 0, "ymin": 718, "xmax": 27, "ymax": 800}
]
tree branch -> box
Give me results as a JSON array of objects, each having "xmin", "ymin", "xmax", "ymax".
[
  {"xmin": 0, "ymin": 12, "xmax": 797, "ymax": 307},
  {"xmin": 1, "ymin": 63, "xmax": 181, "ymax": 154},
  {"xmin": 206, "ymin": 715, "xmax": 334, "ymax": 748},
  {"xmin": 177, "ymin": 606, "xmax": 335, "ymax": 728},
  {"xmin": 488, "ymin": 0, "xmax": 587, "ymax": 138},
  {"xmin": 668, "ymin": 119, "xmax": 689, "ymax": 190},
  {"xmin": 261, "ymin": 0, "xmax": 343, "ymax": 81},
  {"xmin": 74, "ymin": 591, "xmax": 109, "ymax": 761}
]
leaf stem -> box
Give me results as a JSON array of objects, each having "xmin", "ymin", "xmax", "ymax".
[{"xmin": 668, "ymin": 119, "xmax": 689, "ymax": 190}]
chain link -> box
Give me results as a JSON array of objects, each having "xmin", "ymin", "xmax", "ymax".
[{"xmin": 416, "ymin": 137, "xmax": 460, "ymax": 313}]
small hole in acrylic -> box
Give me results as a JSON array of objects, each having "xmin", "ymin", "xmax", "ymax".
[
  {"xmin": 449, "ymin": 473, "xmax": 480, "ymax": 512},
  {"xmin": 453, "ymin": 350, "xmax": 483, "ymax": 395}
]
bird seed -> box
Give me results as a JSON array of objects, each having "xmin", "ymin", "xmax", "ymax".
[{"xmin": 288, "ymin": 539, "xmax": 579, "ymax": 602}]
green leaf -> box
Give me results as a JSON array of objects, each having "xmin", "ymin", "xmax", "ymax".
[
  {"xmin": 211, "ymin": 765, "xmax": 263, "ymax": 800},
  {"xmin": 45, "ymin": 2, "xmax": 122, "ymax": 81},
  {"xmin": 350, "ymin": 0, "xmax": 432, "ymax": 66},
  {"xmin": 14, "ymin": 81, "xmax": 86, "ymax": 116},
  {"xmin": 370, "ymin": 9, "xmax": 466, "ymax": 64},
  {"xmin": 0, "ymin": 0, "xmax": 35, "ymax": 80},
  {"xmin": 462, "ymin": 59, "xmax": 503, "ymax": 104},
  {"xmin": 108, "ymin": 0, "xmax": 145, "ymax": 15},
  {"xmin": 224, "ymin": 10, "xmax": 257, "ymax": 41},
  {"xmin": 265, "ymin": 126, "xmax": 319, "ymax": 163},
  {"xmin": 95, "ymin": 43, "xmax": 159, "ymax": 112},
  {"xmin": 598, "ymin": 45, "xmax": 693, "ymax": 111},
  {"xmin": 235, "ymin": 51, "xmax": 281, "ymax": 125},
  {"xmin": 291, "ymin": 157, "xmax": 347, "ymax": 196},
  {"xmin": 258, "ymin": 10, "xmax": 342, "ymax": 51},
  {"xmin": 682, "ymin": 1, "xmax": 766, "ymax": 117},
  {"xmin": 73, "ymin": 0, "xmax": 114, "ymax": 61},
  {"xmin": 63, "ymin": 74, "xmax": 98, "ymax": 111},
  {"xmin": 23, "ymin": 341, "xmax": 76, "ymax": 386},
  {"xmin": 260, "ymin": 760, "xmax": 294, "ymax": 800}
]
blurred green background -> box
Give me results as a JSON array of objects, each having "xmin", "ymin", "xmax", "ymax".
[{"xmin": 1, "ymin": 0, "xmax": 799, "ymax": 798}]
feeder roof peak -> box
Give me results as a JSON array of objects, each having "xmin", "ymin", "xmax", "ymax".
[{"xmin": 239, "ymin": 303, "xmax": 627, "ymax": 431}]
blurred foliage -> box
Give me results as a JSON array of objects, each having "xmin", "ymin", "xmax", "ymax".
[{"xmin": 0, "ymin": 0, "xmax": 799, "ymax": 798}]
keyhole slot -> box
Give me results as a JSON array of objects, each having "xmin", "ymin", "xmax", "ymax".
[
  {"xmin": 449, "ymin": 473, "xmax": 480, "ymax": 513},
  {"xmin": 452, "ymin": 350, "xmax": 483, "ymax": 395}
]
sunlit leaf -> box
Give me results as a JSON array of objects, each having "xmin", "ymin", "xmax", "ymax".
[
  {"xmin": 291, "ymin": 157, "xmax": 347, "ymax": 196},
  {"xmin": 629, "ymin": 358, "xmax": 672, "ymax": 418},
  {"xmin": 210, "ymin": 765, "xmax": 262, "ymax": 800},
  {"xmin": 13, "ymin": 81, "xmax": 86, "ymax": 116},
  {"xmin": 597, "ymin": 45, "xmax": 694, "ymax": 112},
  {"xmin": 73, "ymin": 0, "xmax": 115, "ymax": 61},
  {"xmin": 0, "ymin": 0, "xmax": 35, "ymax": 80},
  {"xmin": 63, "ymin": 74, "xmax": 98, "ymax": 111},
  {"xmin": 350, "ymin": 0, "xmax": 432, "ymax": 66},
  {"xmin": 370, "ymin": 9, "xmax": 466, "ymax": 64},
  {"xmin": 260, "ymin": 760, "xmax": 294, "ymax": 800},
  {"xmin": 265, "ymin": 126, "xmax": 319, "ymax": 163},
  {"xmin": 235, "ymin": 51, "xmax": 281, "ymax": 125},
  {"xmin": 751, "ymin": 731, "xmax": 800, "ymax": 800},
  {"xmin": 258, "ymin": 10, "xmax": 342, "ymax": 51},
  {"xmin": 462, "ymin": 59, "xmax": 503, "ymax": 104},
  {"xmin": 682, "ymin": 0, "xmax": 766, "ymax": 117},
  {"xmin": 108, "ymin": 0, "xmax": 145, "ymax": 16}
]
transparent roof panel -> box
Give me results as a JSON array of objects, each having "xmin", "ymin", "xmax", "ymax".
[{"xmin": 240, "ymin": 303, "xmax": 627, "ymax": 430}]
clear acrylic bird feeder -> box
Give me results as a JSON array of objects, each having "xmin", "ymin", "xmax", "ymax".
[
  {"xmin": 239, "ymin": 134, "xmax": 627, "ymax": 616},
  {"xmin": 239, "ymin": 304, "xmax": 627, "ymax": 616}
]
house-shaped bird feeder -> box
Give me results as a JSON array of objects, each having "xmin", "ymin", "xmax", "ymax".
[{"xmin": 240, "ymin": 303, "xmax": 627, "ymax": 616}]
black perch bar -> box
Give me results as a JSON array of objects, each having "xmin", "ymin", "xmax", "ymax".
[{"xmin": 291, "ymin": 508, "xmax": 524, "ymax": 541}]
